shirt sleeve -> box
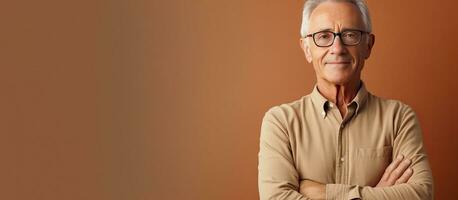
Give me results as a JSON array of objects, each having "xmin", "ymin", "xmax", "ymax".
[
  {"xmin": 258, "ymin": 107, "xmax": 311, "ymax": 200},
  {"xmin": 325, "ymin": 105, "xmax": 434, "ymax": 200}
]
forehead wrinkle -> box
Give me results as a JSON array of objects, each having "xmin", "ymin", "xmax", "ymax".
[{"xmin": 308, "ymin": 2, "xmax": 365, "ymax": 33}]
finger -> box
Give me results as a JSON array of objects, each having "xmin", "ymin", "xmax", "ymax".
[
  {"xmin": 395, "ymin": 168, "xmax": 413, "ymax": 184},
  {"xmin": 381, "ymin": 154, "xmax": 404, "ymax": 181},
  {"xmin": 388, "ymin": 158, "xmax": 411, "ymax": 184}
]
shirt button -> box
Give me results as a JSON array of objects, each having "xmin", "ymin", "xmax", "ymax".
[
  {"xmin": 340, "ymin": 124, "xmax": 345, "ymax": 128},
  {"xmin": 329, "ymin": 103, "xmax": 334, "ymax": 108},
  {"xmin": 340, "ymin": 157, "xmax": 345, "ymax": 162},
  {"xmin": 321, "ymin": 111, "xmax": 326, "ymax": 116}
]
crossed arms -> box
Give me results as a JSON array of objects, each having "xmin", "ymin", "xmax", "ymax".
[{"xmin": 258, "ymin": 107, "xmax": 434, "ymax": 200}]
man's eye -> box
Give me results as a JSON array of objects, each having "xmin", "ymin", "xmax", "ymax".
[
  {"xmin": 318, "ymin": 34, "xmax": 331, "ymax": 39},
  {"xmin": 344, "ymin": 32, "xmax": 357, "ymax": 38}
]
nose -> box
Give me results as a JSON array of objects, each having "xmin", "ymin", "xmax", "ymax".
[{"xmin": 329, "ymin": 35, "xmax": 347, "ymax": 55}]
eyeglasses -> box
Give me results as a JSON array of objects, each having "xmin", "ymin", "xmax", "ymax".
[{"xmin": 305, "ymin": 30, "xmax": 370, "ymax": 47}]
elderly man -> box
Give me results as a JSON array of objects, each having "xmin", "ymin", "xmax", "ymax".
[{"xmin": 257, "ymin": 0, "xmax": 434, "ymax": 199}]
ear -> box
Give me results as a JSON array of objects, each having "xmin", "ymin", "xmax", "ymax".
[
  {"xmin": 364, "ymin": 34, "xmax": 375, "ymax": 59},
  {"xmin": 300, "ymin": 38, "xmax": 313, "ymax": 63}
]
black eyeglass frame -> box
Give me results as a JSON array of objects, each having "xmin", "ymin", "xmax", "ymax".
[{"xmin": 305, "ymin": 29, "xmax": 371, "ymax": 47}]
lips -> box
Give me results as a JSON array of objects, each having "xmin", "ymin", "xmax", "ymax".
[{"xmin": 326, "ymin": 61, "xmax": 351, "ymax": 64}]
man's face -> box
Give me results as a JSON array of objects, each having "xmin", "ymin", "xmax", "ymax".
[{"xmin": 300, "ymin": 1, "xmax": 375, "ymax": 85}]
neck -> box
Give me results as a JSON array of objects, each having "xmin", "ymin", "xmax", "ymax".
[{"xmin": 316, "ymin": 78, "xmax": 361, "ymax": 108}]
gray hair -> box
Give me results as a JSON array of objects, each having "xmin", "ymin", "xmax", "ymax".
[{"xmin": 300, "ymin": 0, "xmax": 372, "ymax": 37}]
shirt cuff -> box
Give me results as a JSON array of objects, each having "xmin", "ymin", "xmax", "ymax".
[{"xmin": 326, "ymin": 184, "xmax": 361, "ymax": 200}]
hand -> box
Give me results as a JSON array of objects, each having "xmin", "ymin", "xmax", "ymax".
[
  {"xmin": 299, "ymin": 179, "xmax": 326, "ymax": 200},
  {"xmin": 376, "ymin": 154, "xmax": 413, "ymax": 187}
]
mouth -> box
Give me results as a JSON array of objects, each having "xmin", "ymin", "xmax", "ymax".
[{"xmin": 326, "ymin": 61, "xmax": 351, "ymax": 64}]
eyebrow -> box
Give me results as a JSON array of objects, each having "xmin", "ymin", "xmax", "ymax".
[
  {"xmin": 317, "ymin": 28, "xmax": 333, "ymax": 32},
  {"xmin": 316, "ymin": 28, "xmax": 364, "ymax": 32}
]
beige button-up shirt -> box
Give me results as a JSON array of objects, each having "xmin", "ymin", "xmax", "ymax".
[{"xmin": 258, "ymin": 82, "xmax": 433, "ymax": 200}]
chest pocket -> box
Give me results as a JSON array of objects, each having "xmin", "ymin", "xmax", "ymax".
[{"xmin": 351, "ymin": 146, "xmax": 392, "ymax": 186}]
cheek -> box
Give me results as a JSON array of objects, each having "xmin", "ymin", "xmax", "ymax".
[
  {"xmin": 348, "ymin": 50, "xmax": 364, "ymax": 67},
  {"xmin": 311, "ymin": 50, "xmax": 326, "ymax": 65},
  {"xmin": 355, "ymin": 46, "xmax": 369, "ymax": 60}
]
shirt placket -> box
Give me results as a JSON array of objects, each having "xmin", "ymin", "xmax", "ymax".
[{"xmin": 333, "ymin": 104, "xmax": 356, "ymax": 184}]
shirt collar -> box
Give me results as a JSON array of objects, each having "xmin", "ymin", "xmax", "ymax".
[
  {"xmin": 352, "ymin": 81, "xmax": 369, "ymax": 115},
  {"xmin": 310, "ymin": 81, "xmax": 369, "ymax": 118}
]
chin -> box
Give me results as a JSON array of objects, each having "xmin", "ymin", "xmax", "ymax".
[{"xmin": 324, "ymin": 74, "xmax": 351, "ymax": 85}]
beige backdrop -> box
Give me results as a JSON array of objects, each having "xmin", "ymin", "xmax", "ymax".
[{"xmin": 1, "ymin": 0, "xmax": 457, "ymax": 199}]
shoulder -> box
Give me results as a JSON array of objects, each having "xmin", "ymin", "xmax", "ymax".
[
  {"xmin": 260, "ymin": 95, "xmax": 310, "ymax": 139},
  {"xmin": 369, "ymin": 94, "xmax": 420, "ymax": 133},
  {"xmin": 263, "ymin": 95, "xmax": 310, "ymax": 123},
  {"xmin": 369, "ymin": 93, "xmax": 417, "ymax": 115}
]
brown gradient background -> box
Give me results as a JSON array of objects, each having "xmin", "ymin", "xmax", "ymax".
[{"xmin": 0, "ymin": 0, "xmax": 457, "ymax": 199}]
